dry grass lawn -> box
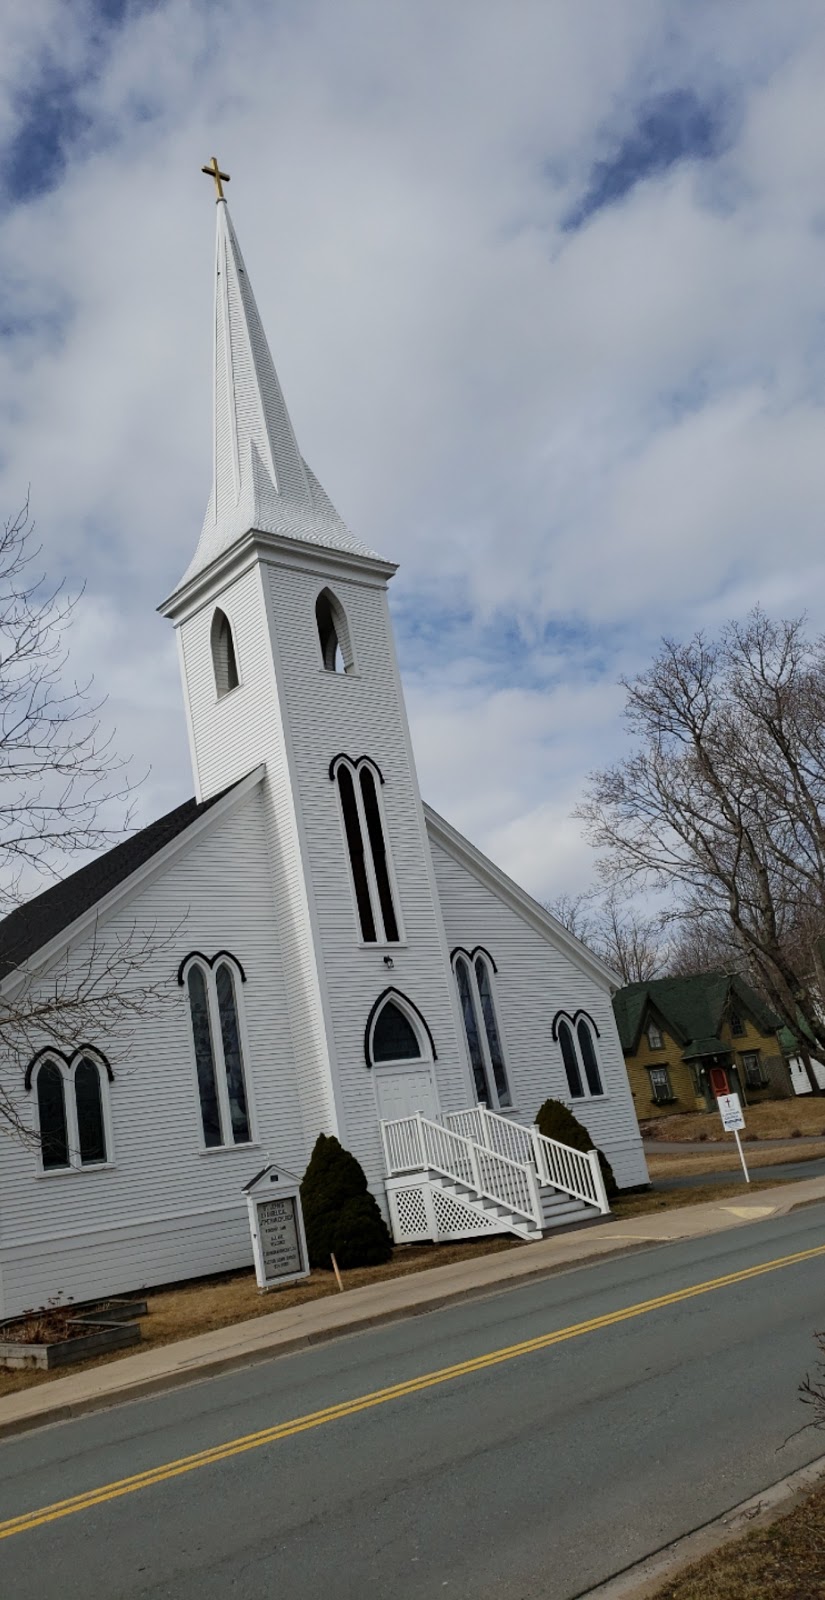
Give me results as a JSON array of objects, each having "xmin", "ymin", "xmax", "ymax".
[
  {"xmin": 646, "ymin": 1143, "xmax": 825, "ymax": 1180},
  {"xmin": 0, "ymin": 1235, "xmax": 518, "ymax": 1401},
  {"xmin": 610, "ymin": 1175, "xmax": 790, "ymax": 1219},
  {"xmin": 650, "ymin": 1481, "xmax": 825, "ymax": 1599},
  {"xmin": 643, "ymin": 1098, "xmax": 825, "ymax": 1144}
]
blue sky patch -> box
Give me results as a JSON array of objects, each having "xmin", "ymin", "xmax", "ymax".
[{"xmin": 564, "ymin": 88, "xmax": 727, "ymax": 231}]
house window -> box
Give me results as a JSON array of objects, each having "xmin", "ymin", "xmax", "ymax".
[
  {"xmin": 332, "ymin": 756, "xmax": 400, "ymax": 944},
  {"xmin": 315, "ymin": 588, "xmax": 354, "ymax": 673},
  {"xmin": 31, "ymin": 1051, "xmax": 111, "ymax": 1172},
  {"xmin": 730, "ymin": 1010, "xmax": 745, "ymax": 1037},
  {"xmin": 184, "ymin": 956, "xmax": 252, "ymax": 1148},
  {"xmin": 649, "ymin": 1066, "xmax": 673, "ymax": 1104},
  {"xmin": 647, "ymin": 1022, "xmax": 663, "ymax": 1050},
  {"xmin": 210, "ymin": 608, "xmax": 239, "ymax": 698},
  {"xmin": 553, "ymin": 1011, "xmax": 606, "ymax": 1100},
  {"xmin": 452, "ymin": 953, "xmax": 511, "ymax": 1108},
  {"xmin": 741, "ymin": 1051, "xmax": 767, "ymax": 1088}
]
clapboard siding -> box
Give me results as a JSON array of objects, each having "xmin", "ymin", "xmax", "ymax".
[
  {"xmin": 2, "ymin": 1205, "xmax": 252, "ymax": 1312},
  {"xmin": 266, "ymin": 561, "xmax": 472, "ymax": 1191},
  {"xmin": 429, "ymin": 833, "xmax": 649, "ymax": 1190},
  {"xmin": 0, "ymin": 786, "xmax": 307, "ymax": 1317}
]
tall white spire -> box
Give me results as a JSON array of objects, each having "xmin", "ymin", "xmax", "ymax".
[{"xmin": 173, "ymin": 188, "xmax": 382, "ymax": 594}]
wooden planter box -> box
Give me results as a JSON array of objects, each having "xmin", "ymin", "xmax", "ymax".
[{"xmin": 0, "ymin": 1298, "xmax": 147, "ymax": 1370}]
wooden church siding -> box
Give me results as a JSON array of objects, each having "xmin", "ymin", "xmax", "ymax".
[
  {"xmin": 0, "ymin": 788, "xmax": 308, "ymax": 1317},
  {"xmin": 265, "ymin": 561, "xmax": 473, "ymax": 1194},
  {"xmin": 429, "ymin": 837, "xmax": 649, "ymax": 1190}
]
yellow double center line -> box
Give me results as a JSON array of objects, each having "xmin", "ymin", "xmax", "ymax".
[{"xmin": 2, "ymin": 1240, "xmax": 824, "ymax": 1543}]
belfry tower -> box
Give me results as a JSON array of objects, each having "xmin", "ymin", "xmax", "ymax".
[{"xmin": 160, "ymin": 164, "xmax": 471, "ymax": 1181}]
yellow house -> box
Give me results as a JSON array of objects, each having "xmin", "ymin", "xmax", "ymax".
[{"xmin": 612, "ymin": 971, "xmax": 791, "ymax": 1119}]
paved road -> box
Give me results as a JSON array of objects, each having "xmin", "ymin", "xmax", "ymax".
[
  {"xmin": 655, "ymin": 1154, "xmax": 825, "ymax": 1189},
  {"xmin": 1, "ymin": 1206, "xmax": 824, "ymax": 1600}
]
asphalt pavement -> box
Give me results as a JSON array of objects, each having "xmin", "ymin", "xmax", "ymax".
[
  {"xmin": 655, "ymin": 1154, "xmax": 825, "ymax": 1189},
  {"xmin": 1, "ymin": 1204, "xmax": 824, "ymax": 1599}
]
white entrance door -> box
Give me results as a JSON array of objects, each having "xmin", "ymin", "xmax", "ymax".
[{"xmin": 375, "ymin": 1063, "xmax": 439, "ymax": 1125}]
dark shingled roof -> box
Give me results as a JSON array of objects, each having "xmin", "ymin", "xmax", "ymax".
[
  {"xmin": 0, "ymin": 784, "xmax": 237, "ymax": 981},
  {"xmin": 612, "ymin": 970, "xmax": 781, "ymax": 1057}
]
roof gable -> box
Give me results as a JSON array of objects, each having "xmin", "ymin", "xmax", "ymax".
[
  {"xmin": 613, "ymin": 970, "xmax": 780, "ymax": 1054},
  {"xmin": 0, "ymin": 781, "xmax": 243, "ymax": 980}
]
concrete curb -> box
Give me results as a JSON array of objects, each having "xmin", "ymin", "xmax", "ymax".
[
  {"xmin": 1, "ymin": 1176, "xmax": 823, "ymax": 1444},
  {"xmin": 573, "ymin": 1450, "xmax": 825, "ymax": 1599},
  {"xmin": 0, "ymin": 1237, "xmax": 655, "ymax": 1442}
]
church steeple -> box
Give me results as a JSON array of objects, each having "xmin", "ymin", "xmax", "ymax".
[{"xmin": 171, "ymin": 171, "xmax": 382, "ymax": 597}]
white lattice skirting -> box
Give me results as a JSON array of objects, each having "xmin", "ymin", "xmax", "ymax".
[{"xmin": 386, "ymin": 1176, "xmax": 501, "ymax": 1244}]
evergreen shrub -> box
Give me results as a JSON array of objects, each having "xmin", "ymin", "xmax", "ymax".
[
  {"xmin": 535, "ymin": 1098, "xmax": 618, "ymax": 1198},
  {"xmin": 300, "ymin": 1133, "xmax": 393, "ymax": 1269}
]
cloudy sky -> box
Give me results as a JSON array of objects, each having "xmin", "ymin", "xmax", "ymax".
[{"xmin": 2, "ymin": 0, "xmax": 825, "ymax": 902}]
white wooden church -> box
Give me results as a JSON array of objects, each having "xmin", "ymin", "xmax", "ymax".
[{"xmin": 0, "ymin": 180, "xmax": 648, "ymax": 1320}]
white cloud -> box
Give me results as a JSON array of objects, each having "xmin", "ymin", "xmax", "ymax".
[{"xmin": 2, "ymin": 0, "xmax": 825, "ymax": 896}]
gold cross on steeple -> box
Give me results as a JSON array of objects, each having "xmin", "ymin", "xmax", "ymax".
[{"xmin": 201, "ymin": 156, "xmax": 230, "ymax": 201}]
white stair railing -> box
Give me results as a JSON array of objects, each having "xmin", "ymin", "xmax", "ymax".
[
  {"xmin": 381, "ymin": 1113, "xmax": 542, "ymax": 1230},
  {"xmin": 445, "ymin": 1103, "xmax": 609, "ymax": 1214}
]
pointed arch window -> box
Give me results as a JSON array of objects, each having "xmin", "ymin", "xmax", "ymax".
[
  {"xmin": 372, "ymin": 1000, "xmax": 422, "ymax": 1063},
  {"xmin": 29, "ymin": 1050, "xmax": 112, "ymax": 1173},
  {"xmin": 316, "ymin": 588, "xmax": 354, "ymax": 674},
  {"xmin": 331, "ymin": 756, "xmax": 401, "ymax": 944},
  {"xmin": 211, "ymin": 608, "xmax": 239, "ymax": 698},
  {"xmin": 553, "ymin": 1011, "xmax": 605, "ymax": 1100},
  {"xmin": 452, "ymin": 951, "xmax": 511, "ymax": 1109},
  {"xmin": 183, "ymin": 955, "xmax": 253, "ymax": 1148}
]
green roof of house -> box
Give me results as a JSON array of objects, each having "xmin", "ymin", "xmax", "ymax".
[
  {"xmin": 681, "ymin": 1036, "xmax": 729, "ymax": 1060},
  {"xmin": 612, "ymin": 970, "xmax": 781, "ymax": 1058}
]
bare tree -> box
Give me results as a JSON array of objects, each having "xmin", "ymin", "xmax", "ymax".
[
  {"xmin": 579, "ymin": 610, "xmax": 825, "ymax": 1090},
  {"xmin": 0, "ymin": 502, "xmax": 176, "ymax": 1143},
  {"xmin": 546, "ymin": 889, "xmax": 663, "ymax": 983}
]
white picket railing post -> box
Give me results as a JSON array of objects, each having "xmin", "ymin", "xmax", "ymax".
[
  {"xmin": 530, "ymin": 1124, "xmax": 546, "ymax": 1186},
  {"xmin": 415, "ymin": 1111, "xmax": 426, "ymax": 1172},
  {"xmin": 588, "ymin": 1148, "xmax": 610, "ymax": 1214}
]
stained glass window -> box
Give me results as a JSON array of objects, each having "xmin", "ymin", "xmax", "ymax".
[
  {"xmin": 75, "ymin": 1058, "xmax": 106, "ymax": 1164},
  {"xmin": 558, "ymin": 1021, "xmax": 583, "ymax": 1099},
  {"xmin": 455, "ymin": 957, "xmax": 489, "ymax": 1104},
  {"xmin": 577, "ymin": 1020, "xmax": 603, "ymax": 1096},
  {"xmin": 216, "ymin": 962, "xmax": 251, "ymax": 1143},
  {"xmin": 187, "ymin": 965, "xmax": 222, "ymax": 1147},
  {"xmin": 37, "ymin": 1061, "xmax": 69, "ymax": 1170},
  {"xmin": 474, "ymin": 957, "xmax": 510, "ymax": 1107}
]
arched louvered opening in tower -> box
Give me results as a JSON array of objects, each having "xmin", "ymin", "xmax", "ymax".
[
  {"xmin": 211, "ymin": 608, "xmax": 239, "ymax": 698},
  {"xmin": 315, "ymin": 588, "xmax": 354, "ymax": 674}
]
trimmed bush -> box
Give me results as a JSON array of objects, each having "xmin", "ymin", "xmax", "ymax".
[
  {"xmin": 535, "ymin": 1098, "xmax": 617, "ymax": 1198},
  {"xmin": 300, "ymin": 1134, "xmax": 393, "ymax": 1269}
]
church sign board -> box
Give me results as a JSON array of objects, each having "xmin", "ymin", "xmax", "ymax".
[{"xmin": 243, "ymin": 1164, "xmax": 310, "ymax": 1291}]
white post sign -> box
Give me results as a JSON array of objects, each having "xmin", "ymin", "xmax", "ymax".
[
  {"xmin": 243, "ymin": 1164, "xmax": 310, "ymax": 1290},
  {"xmin": 716, "ymin": 1092, "xmax": 750, "ymax": 1184}
]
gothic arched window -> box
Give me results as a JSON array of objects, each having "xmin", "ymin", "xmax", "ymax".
[
  {"xmin": 30, "ymin": 1050, "xmax": 112, "ymax": 1172},
  {"xmin": 331, "ymin": 756, "xmax": 400, "ymax": 944},
  {"xmin": 452, "ymin": 951, "xmax": 511, "ymax": 1109},
  {"xmin": 210, "ymin": 607, "xmax": 239, "ymax": 698},
  {"xmin": 183, "ymin": 954, "xmax": 252, "ymax": 1148},
  {"xmin": 315, "ymin": 588, "xmax": 354, "ymax": 674},
  {"xmin": 553, "ymin": 1011, "xmax": 605, "ymax": 1100},
  {"xmin": 372, "ymin": 999, "xmax": 422, "ymax": 1063}
]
